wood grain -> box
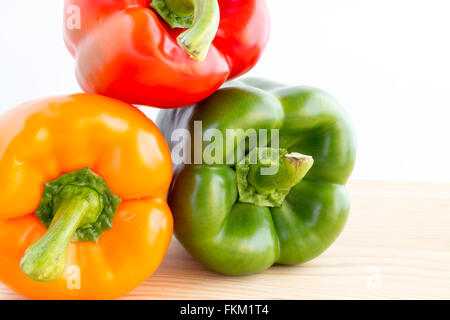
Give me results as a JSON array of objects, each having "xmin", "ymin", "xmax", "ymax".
[{"xmin": 1, "ymin": 180, "xmax": 449, "ymax": 300}]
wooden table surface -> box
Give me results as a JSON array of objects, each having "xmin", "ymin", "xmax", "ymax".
[{"xmin": 1, "ymin": 181, "xmax": 449, "ymax": 300}]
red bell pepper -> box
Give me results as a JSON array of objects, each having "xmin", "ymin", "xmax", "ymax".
[{"xmin": 63, "ymin": 0, "xmax": 270, "ymax": 108}]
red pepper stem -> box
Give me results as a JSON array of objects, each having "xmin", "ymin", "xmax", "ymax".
[{"xmin": 151, "ymin": 0, "xmax": 220, "ymax": 61}]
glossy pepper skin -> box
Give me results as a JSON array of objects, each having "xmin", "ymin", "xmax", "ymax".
[
  {"xmin": 157, "ymin": 78, "xmax": 356, "ymax": 275},
  {"xmin": 0, "ymin": 94, "xmax": 173, "ymax": 299},
  {"xmin": 63, "ymin": 0, "xmax": 270, "ymax": 108}
]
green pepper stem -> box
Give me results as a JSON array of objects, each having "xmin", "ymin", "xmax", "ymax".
[
  {"xmin": 20, "ymin": 185, "xmax": 103, "ymax": 282},
  {"xmin": 249, "ymin": 151, "xmax": 314, "ymax": 194},
  {"xmin": 151, "ymin": 0, "xmax": 220, "ymax": 61},
  {"xmin": 236, "ymin": 148, "xmax": 314, "ymax": 207}
]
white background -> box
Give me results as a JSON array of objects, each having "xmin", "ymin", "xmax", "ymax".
[{"xmin": 1, "ymin": 1, "xmax": 449, "ymax": 181}]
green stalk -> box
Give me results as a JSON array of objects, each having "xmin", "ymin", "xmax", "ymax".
[
  {"xmin": 151, "ymin": 0, "xmax": 220, "ymax": 61},
  {"xmin": 20, "ymin": 185, "xmax": 103, "ymax": 282},
  {"xmin": 236, "ymin": 148, "xmax": 314, "ymax": 207}
]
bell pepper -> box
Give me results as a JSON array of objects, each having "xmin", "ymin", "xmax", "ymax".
[
  {"xmin": 63, "ymin": 0, "xmax": 270, "ymax": 108},
  {"xmin": 0, "ymin": 94, "xmax": 173, "ymax": 299},
  {"xmin": 157, "ymin": 78, "xmax": 357, "ymax": 275}
]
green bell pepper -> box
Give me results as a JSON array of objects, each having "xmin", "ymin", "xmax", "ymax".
[{"xmin": 157, "ymin": 78, "xmax": 357, "ymax": 275}]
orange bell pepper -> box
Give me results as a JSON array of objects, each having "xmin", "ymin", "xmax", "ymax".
[{"xmin": 0, "ymin": 94, "xmax": 173, "ymax": 299}]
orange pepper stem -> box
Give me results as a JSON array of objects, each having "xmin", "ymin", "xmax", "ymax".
[
  {"xmin": 20, "ymin": 185, "xmax": 103, "ymax": 282},
  {"xmin": 151, "ymin": 0, "xmax": 220, "ymax": 61}
]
